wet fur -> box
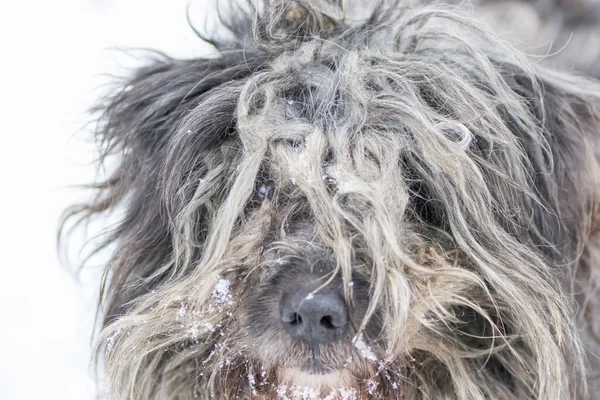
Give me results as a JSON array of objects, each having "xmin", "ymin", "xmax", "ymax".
[{"xmin": 62, "ymin": 0, "xmax": 600, "ymax": 398}]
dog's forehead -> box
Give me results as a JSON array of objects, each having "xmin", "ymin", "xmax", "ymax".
[
  {"xmin": 231, "ymin": 46, "xmax": 473, "ymax": 178},
  {"xmin": 234, "ymin": 49, "xmax": 378, "ymax": 149}
]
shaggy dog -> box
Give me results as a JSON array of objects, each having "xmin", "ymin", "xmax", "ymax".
[{"xmin": 63, "ymin": 0, "xmax": 600, "ymax": 398}]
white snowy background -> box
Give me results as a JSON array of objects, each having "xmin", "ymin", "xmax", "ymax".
[{"xmin": 0, "ymin": 1, "xmax": 213, "ymax": 398}]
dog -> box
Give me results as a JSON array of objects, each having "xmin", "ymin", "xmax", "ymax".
[{"xmin": 62, "ymin": 0, "xmax": 600, "ymax": 398}]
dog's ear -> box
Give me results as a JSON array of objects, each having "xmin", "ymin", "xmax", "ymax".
[
  {"xmin": 494, "ymin": 65, "xmax": 600, "ymax": 359},
  {"xmin": 494, "ymin": 66, "xmax": 600, "ymax": 260},
  {"xmin": 63, "ymin": 52, "xmax": 266, "ymax": 323},
  {"xmin": 100, "ymin": 52, "xmax": 267, "ymax": 160},
  {"xmin": 514, "ymin": 69, "xmax": 600, "ymax": 388}
]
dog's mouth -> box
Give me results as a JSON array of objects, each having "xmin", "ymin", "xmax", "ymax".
[
  {"xmin": 275, "ymin": 367, "xmax": 358, "ymax": 398},
  {"xmin": 260, "ymin": 346, "xmax": 382, "ymax": 398},
  {"xmin": 301, "ymin": 360, "xmax": 334, "ymax": 375}
]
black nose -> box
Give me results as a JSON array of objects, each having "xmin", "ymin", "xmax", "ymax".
[{"xmin": 279, "ymin": 281, "xmax": 348, "ymax": 345}]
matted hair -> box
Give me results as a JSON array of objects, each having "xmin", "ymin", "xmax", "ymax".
[{"xmin": 62, "ymin": 1, "xmax": 600, "ymax": 398}]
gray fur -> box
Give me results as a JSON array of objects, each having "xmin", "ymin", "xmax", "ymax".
[{"xmin": 61, "ymin": 0, "xmax": 600, "ymax": 398}]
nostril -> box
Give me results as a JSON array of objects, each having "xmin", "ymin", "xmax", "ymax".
[
  {"xmin": 320, "ymin": 315, "xmax": 335, "ymax": 330},
  {"xmin": 290, "ymin": 313, "xmax": 303, "ymax": 325}
]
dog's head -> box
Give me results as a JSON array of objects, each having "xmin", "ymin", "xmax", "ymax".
[{"xmin": 63, "ymin": 1, "xmax": 600, "ymax": 398}]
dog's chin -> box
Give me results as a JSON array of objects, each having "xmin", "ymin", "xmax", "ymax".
[{"xmin": 276, "ymin": 367, "xmax": 357, "ymax": 394}]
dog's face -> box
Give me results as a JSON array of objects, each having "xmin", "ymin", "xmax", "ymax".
[{"xmin": 65, "ymin": 1, "xmax": 600, "ymax": 399}]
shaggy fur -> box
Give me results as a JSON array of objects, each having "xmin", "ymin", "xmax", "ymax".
[
  {"xmin": 62, "ymin": 0, "xmax": 600, "ymax": 398},
  {"xmin": 468, "ymin": 0, "xmax": 600, "ymax": 77}
]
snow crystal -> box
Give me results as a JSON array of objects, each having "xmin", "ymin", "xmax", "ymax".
[
  {"xmin": 348, "ymin": 281, "xmax": 354, "ymax": 287},
  {"xmin": 189, "ymin": 326, "xmax": 199, "ymax": 339},
  {"xmin": 352, "ymin": 333, "xmax": 377, "ymax": 362},
  {"xmin": 305, "ymin": 293, "xmax": 314, "ymax": 300},
  {"xmin": 188, "ymin": 322, "xmax": 216, "ymax": 340},
  {"xmin": 212, "ymin": 278, "xmax": 231, "ymax": 304},
  {"xmin": 248, "ymin": 374, "xmax": 257, "ymax": 396},
  {"xmin": 277, "ymin": 385, "xmax": 330, "ymax": 400},
  {"xmin": 343, "ymin": 355, "xmax": 353, "ymax": 367},
  {"xmin": 202, "ymin": 349, "xmax": 216, "ymax": 365},
  {"xmin": 291, "ymin": 386, "xmax": 318, "ymax": 399},
  {"xmin": 339, "ymin": 387, "xmax": 358, "ymax": 400},
  {"xmin": 177, "ymin": 303, "xmax": 186, "ymax": 318},
  {"xmin": 276, "ymin": 385, "xmax": 290, "ymax": 399},
  {"xmin": 366, "ymin": 378, "xmax": 378, "ymax": 395},
  {"xmin": 275, "ymin": 384, "xmax": 363, "ymax": 400},
  {"xmin": 105, "ymin": 329, "xmax": 121, "ymax": 355}
]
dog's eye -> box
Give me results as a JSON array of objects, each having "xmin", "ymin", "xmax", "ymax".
[
  {"xmin": 255, "ymin": 182, "xmax": 273, "ymax": 201},
  {"xmin": 405, "ymin": 168, "xmax": 449, "ymax": 230}
]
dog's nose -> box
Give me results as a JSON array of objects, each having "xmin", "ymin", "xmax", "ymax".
[{"xmin": 279, "ymin": 281, "xmax": 348, "ymax": 345}]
